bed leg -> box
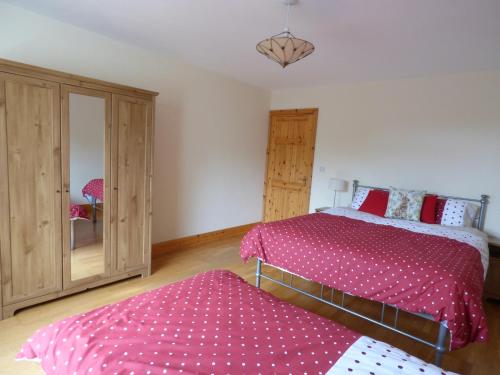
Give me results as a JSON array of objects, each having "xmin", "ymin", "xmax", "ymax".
[
  {"xmin": 92, "ymin": 197, "xmax": 97, "ymax": 224},
  {"xmin": 256, "ymin": 258, "xmax": 262, "ymax": 289},
  {"xmin": 434, "ymin": 322, "xmax": 447, "ymax": 366}
]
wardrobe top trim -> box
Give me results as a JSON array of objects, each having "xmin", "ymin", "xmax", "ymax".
[{"xmin": 0, "ymin": 58, "xmax": 158, "ymax": 99}]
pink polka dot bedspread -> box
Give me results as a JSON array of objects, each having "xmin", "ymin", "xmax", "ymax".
[
  {"xmin": 82, "ymin": 178, "xmax": 104, "ymax": 202},
  {"xmin": 16, "ymin": 270, "xmax": 454, "ymax": 374},
  {"xmin": 240, "ymin": 213, "xmax": 488, "ymax": 350}
]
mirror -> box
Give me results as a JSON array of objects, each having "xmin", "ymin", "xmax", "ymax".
[{"xmin": 68, "ymin": 93, "xmax": 106, "ymax": 281}]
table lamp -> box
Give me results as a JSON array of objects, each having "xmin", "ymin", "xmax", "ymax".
[{"xmin": 328, "ymin": 178, "xmax": 348, "ymax": 207}]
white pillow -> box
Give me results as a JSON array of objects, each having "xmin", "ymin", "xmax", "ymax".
[
  {"xmin": 464, "ymin": 203, "xmax": 480, "ymax": 227},
  {"xmin": 440, "ymin": 199, "xmax": 479, "ymax": 227},
  {"xmin": 351, "ymin": 187, "xmax": 370, "ymax": 210}
]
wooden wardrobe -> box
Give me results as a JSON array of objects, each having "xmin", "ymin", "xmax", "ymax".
[{"xmin": 0, "ymin": 59, "xmax": 157, "ymax": 319}]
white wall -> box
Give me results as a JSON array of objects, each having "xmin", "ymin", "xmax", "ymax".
[
  {"xmin": 272, "ymin": 71, "xmax": 500, "ymax": 238},
  {"xmin": 69, "ymin": 94, "xmax": 105, "ymax": 204},
  {"xmin": 0, "ymin": 3, "xmax": 270, "ymax": 243}
]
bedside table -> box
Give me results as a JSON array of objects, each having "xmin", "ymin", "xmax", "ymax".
[
  {"xmin": 315, "ymin": 207, "xmax": 331, "ymax": 213},
  {"xmin": 485, "ymin": 239, "xmax": 500, "ymax": 300}
]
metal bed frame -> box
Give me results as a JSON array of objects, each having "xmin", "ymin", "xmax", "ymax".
[
  {"xmin": 255, "ymin": 180, "xmax": 489, "ymax": 366},
  {"xmin": 83, "ymin": 194, "xmax": 101, "ymax": 224}
]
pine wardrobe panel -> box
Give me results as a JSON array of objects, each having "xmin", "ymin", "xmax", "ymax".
[
  {"xmin": 111, "ymin": 94, "xmax": 153, "ymax": 275},
  {"xmin": 0, "ymin": 73, "xmax": 62, "ymax": 306}
]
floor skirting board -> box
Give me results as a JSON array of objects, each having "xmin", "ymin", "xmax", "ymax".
[{"xmin": 152, "ymin": 222, "xmax": 259, "ymax": 257}]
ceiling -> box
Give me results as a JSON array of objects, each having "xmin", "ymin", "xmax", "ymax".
[{"xmin": 5, "ymin": 0, "xmax": 500, "ymax": 89}]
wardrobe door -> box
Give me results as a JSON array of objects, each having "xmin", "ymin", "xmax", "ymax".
[
  {"xmin": 111, "ymin": 95, "xmax": 153, "ymax": 275},
  {"xmin": 0, "ymin": 73, "xmax": 62, "ymax": 305},
  {"xmin": 61, "ymin": 85, "xmax": 112, "ymax": 290}
]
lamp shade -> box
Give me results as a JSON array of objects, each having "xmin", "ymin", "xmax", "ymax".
[
  {"xmin": 256, "ymin": 31, "xmax": 315, "ymax": 68},
  {"xmin": 256, "ymin": 0, "xmax": 315, "ymax": 68},
  {"xmin": 328, "ymin": 178, "xmax": 348, "ymax": 192}
]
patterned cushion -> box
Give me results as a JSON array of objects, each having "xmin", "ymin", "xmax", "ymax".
[
  {"xmin": 440, "ymin": 199, "xmax": 479, "ymax": 227},
  {"xmin": 384, "ymin": 188, "xmax": 426, "ymax": 221},
  {"xmin": 351, "ymin": 187, "xmax": 370, "ymax": 209}
]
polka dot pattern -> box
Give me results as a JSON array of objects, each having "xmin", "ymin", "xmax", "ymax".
[
  {"xmin": 351, "ymin": 187, "xmax": 371, "ymax": 209},
  {"xmin": 241, "ymin": 209, "xmax": 488, "ymax": 350},
  {"xmin": 82, "ymin": 178, "xmax": 104, "ymax": 201},
  {"xmin": 328, "ymin": 336, "xmax": 457, "ymax": 375},
  {"xmin": 435, "ymin": 199, "xmax": 447, "ymax": 224},
  {"xmin": 440, "ymin": 199, "xmax": 479, "ymax": 228},
  {"xmin": 323, "ymin": 208, "xmax": 489, "ymax": 277},
  {"xmin": 17, "ymin": 270, "xmax": 360, "ymax": 374}
]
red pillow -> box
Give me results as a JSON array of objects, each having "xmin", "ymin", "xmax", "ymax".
[
  {"xmin": 359, "ymin": 190, "xmax": 389, "ymax": 217},
  {"xmin": 435, "ymin": 198, "xmax": 447, "ymax": 224},
  {"xmin": 420, "ymin": 195, "xmax": 438, "ymax": 224}
]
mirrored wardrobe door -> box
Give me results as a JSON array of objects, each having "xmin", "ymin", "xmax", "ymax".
[{"xmin": 61, "ymin": 85, "xmax": 112, "ymax": 289}]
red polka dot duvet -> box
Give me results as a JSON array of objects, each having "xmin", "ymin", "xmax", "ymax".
[
  {"xmin": 17, "ymin": 270, "xmax": 455, "ymax": 374},
  {"xmin": 241, "ymin": 207, "xmax": 489, "ymax": 351}
]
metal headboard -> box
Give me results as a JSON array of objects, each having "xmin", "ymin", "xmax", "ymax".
[{"xmin": 352, "ymin": 180, "xmax": 489, "ymax": 231}]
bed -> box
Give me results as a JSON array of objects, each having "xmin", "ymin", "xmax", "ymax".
[
  {"xmin": 17, "ymin": 270, "xmax": 455, "ymax": 374},
  {"xmin": 82, "ymin": 178, "xmax": 104, "ymax": 223},
  {"xmin": 240, "ymin": 180, "xmax": 489, "ymax": 365}
]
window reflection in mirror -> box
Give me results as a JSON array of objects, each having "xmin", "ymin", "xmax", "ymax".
[{"xmin": 69, "ymin": 93, "xmax": 105, "ymax": 281}]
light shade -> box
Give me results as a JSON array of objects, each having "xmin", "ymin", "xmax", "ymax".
[
  {"xmin": 328, "ymin": 178, "xmax": 348, "ymax": 192},
  {"xmin": 256, "ymin": 31, "xmax": 315, "ymax": 68}
]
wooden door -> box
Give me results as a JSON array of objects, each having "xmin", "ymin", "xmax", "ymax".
[
  {"xmin": 111, "ymin": 94, "xmax": 153, "ymax": 274},
  {"xmin": 263, "ymin": 108, "xmax": 318, "ymax": 222},
  {"xmin": 0, "ymin": 73, "xmax": 62, "ymax": 305}
]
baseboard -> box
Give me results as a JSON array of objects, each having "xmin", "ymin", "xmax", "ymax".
[{"xmin": 152, "ymin": 222, "xmax": 259, "ymax": 258}]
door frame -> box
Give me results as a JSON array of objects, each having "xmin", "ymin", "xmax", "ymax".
[
  {"xmin": 61, "ymin": 85, "xmax": 112, "ymax": 290},
  {"xmin": 262, "ymin": 108, "xmax": 319, "ymax": 221}
]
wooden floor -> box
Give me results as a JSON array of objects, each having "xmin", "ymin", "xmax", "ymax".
[
  {"xmin": 1, "ymin": 234, "xmax": 499, "ymax": 374},
  {"xmin": 71, "ymin": 219, "xmax": 104, "ymax": 280},
  {"xmin": 71, "ymin": 242, "xmax": 104, "ymax": 280}
]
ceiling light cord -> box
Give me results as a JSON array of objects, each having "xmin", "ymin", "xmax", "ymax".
[{"xmin": 284, "ymin": 3, "xmax": 291, "ymax": 33}]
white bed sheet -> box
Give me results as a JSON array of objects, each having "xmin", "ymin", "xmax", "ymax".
[{"xmin": 328, "ymin": 336, "xmax": 458, "ymax": 374}]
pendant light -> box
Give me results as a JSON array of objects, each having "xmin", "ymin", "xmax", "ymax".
[{"xmin": 256, "ymin": 0, "xmax": 315, "ymax": 68}]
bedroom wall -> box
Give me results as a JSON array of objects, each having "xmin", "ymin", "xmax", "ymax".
[
  {"xmin": 271, "ymin": 70, "xmax": 500, "ymax": 238},
  {"xmin": 0, "ymin": 3, "xmax": 270, "ymax": 243}
]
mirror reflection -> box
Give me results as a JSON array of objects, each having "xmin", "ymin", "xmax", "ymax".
[{"xmin": 69, "ymin": 93, "xmax": 105, "ymax": 281}]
